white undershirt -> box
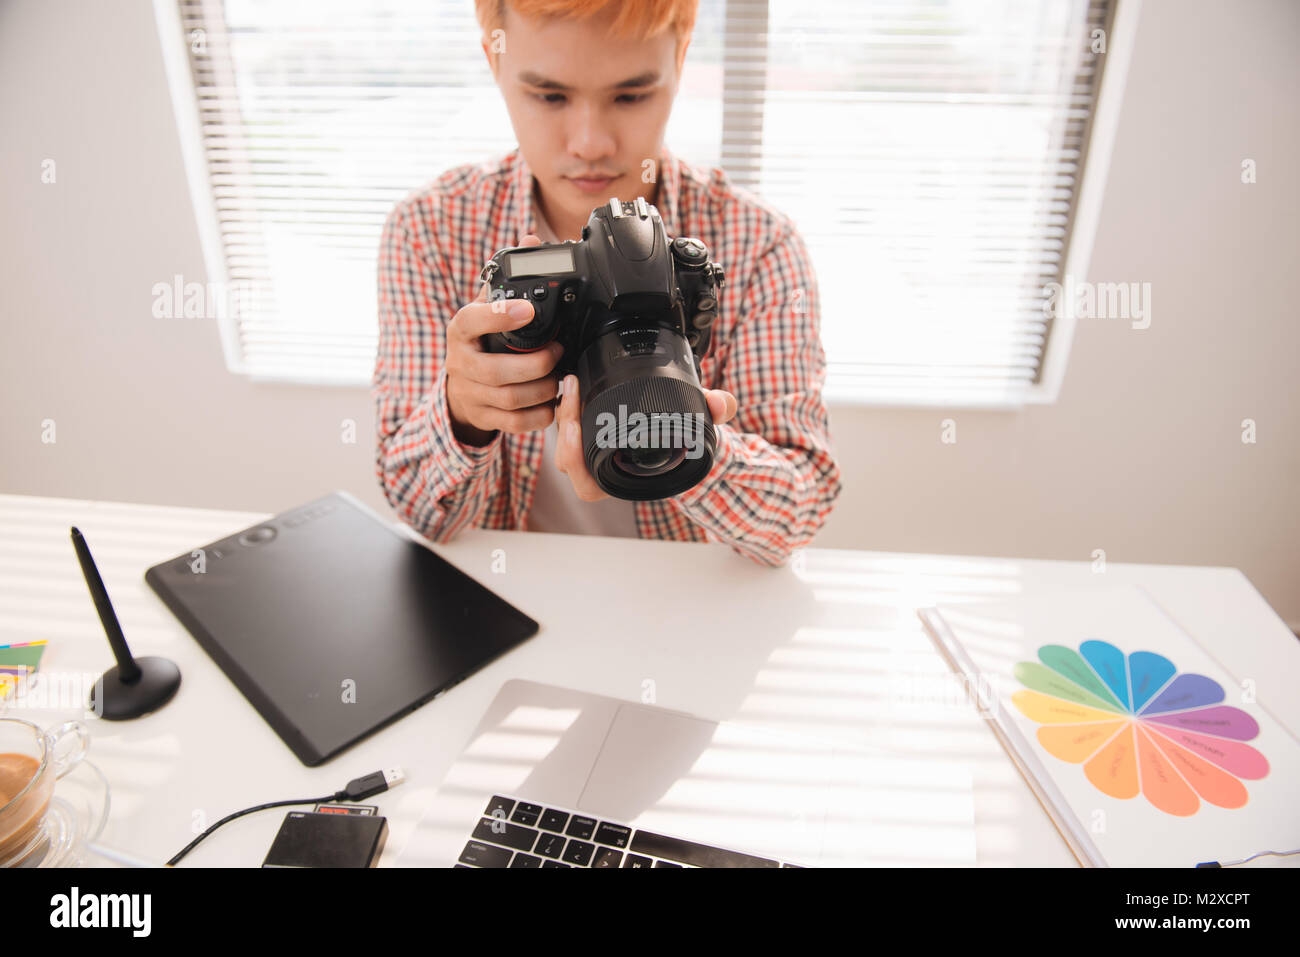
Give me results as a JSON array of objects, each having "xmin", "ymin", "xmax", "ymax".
[
  {"xmin": 527, "ymin": 421, "xmax": 640, "ymax": 538},
  {"xmin": 524, "ymin": 193, "xmax": 639, "ymax": 539}
]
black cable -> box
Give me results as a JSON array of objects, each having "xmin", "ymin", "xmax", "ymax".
[
  {"xmin": 167, "ymin": 768, "xmax": 404, "ymax": 866},
  {"xmin": 167, "ymin": 794, "xmax": 333, "ymax": 866}
]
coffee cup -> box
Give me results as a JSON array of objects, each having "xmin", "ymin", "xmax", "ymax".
[{"xmin": 0, "ymin": 718, "xmax": 89, "ymax": 864}]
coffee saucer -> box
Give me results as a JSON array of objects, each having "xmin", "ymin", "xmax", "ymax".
[{"xmin": 2, "ymin": 758, "xmax": 110, "ymax": 868}]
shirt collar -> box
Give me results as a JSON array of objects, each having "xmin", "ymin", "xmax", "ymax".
[{"xmin": 511, "ymin": 142, "xmax": 681, "ymax": 242}]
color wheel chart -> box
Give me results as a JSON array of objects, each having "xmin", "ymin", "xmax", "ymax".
[
  {"xmin": 924, "ymin": 584, "xmax": 1300, "ymax": 867},
  {"xmin": 1012, "ymin": 640, "xmax": 1269, "ymax": 817}
]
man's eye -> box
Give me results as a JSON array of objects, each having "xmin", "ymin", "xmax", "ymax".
[{"xmin": 531, "ymin": 92, "xmax": 649, "ymax": 105}]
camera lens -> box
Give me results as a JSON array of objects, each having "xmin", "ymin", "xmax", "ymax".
[
  {"xmin": 577, "ymin": 326, "xmax": 716, "ymax": 500},
  {"xmin": 613, "ymin": 446, "xmax": 687, "ymax": 477}
]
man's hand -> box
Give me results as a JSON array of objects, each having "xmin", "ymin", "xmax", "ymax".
[
  {"xmin": 553, "ymin": 372, "xmax": 738, "ymax": 502},
  {"xmin": 445, "ymin": 234, "xmax": 563, "ymax": 446}
]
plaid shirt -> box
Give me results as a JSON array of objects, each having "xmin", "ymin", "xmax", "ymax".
[{"xmin": 373, "ymin": 144, "xmax": 842, "ymax": 566}]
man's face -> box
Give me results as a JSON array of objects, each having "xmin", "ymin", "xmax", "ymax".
[{"xmin": 485, "ymin": 6, "xmax": 684, "ymax": 235}]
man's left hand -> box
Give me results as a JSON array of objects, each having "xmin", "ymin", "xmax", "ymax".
[{"xmin": 553, "ymin": 374, "xmax": 737, "ymax": 502}]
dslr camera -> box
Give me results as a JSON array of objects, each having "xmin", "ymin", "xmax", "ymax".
[{"xmin": 479, "ymin": 197, "xmax": 726, "ymax": 501}]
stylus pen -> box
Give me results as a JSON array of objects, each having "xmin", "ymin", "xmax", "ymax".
[{"xmin": 70, "ymin": 527, "xmax": 141, "ymax": 683}]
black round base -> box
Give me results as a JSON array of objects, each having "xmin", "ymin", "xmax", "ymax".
[{"xmin": 89, "ymin": 656, "xmax": 182, "ymax": 720}]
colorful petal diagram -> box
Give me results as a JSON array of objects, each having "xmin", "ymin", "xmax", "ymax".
[{"xmin": 1011, "ymin": 641, "xmax": 1269, "ymax": 816}]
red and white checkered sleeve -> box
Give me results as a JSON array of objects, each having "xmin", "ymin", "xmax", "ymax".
[
  {"xmin": 373, "ymin": 199, "xmax": 504, "ymax": 541},
  {"xmin": 669, "ymin": 226, "xmax": 843, "ymax": 566}
]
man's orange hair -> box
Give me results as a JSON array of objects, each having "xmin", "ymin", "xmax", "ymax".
[{"xmin": 475, "ymin": 0, "xmax": 698, "ymax": 67}]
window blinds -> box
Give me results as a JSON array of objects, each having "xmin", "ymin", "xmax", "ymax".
[
  {"xmin": 170, "ymin": 0, "xmax": 1111, "ymax": 402},
  {"xmin": 749, "ymin": 0, "xmax": 1113, "ymax": 403}
]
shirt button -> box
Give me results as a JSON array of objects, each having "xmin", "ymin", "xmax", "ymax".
[{"xmin": 519, "ymin": 465, "xmax": 533, "ymax": 478}]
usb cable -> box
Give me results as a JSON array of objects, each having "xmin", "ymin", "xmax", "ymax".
[
  {"xmin": 166, "ymin": 768, "xmax": 404, "ymax": 866},
  {"xmin": 1195, "ymin": 848, "xmax": 1299, "ymax": 868}
]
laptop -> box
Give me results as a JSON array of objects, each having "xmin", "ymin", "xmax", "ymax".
[{"xmin": 395, "ymin": 680, "xmax": 977, "ymax": 867}]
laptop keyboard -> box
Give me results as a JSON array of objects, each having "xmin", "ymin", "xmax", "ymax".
[{"xmin": 456, "ymin": 795, "xmax": 804, "ymax": 868}]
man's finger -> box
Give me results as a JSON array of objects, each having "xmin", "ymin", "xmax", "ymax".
[
  {"xmin": 552, "ymin": 376, "xmax": 609, "ymax": 502},
  {"xmin": 552, "ymin": 374, "xmax": 576, "ymax": 438},
  {"xmin": 552, "ymin": 377, "xmax": 580, "ymax": 457},
  {"xmin": 705, "ymin": 389, "xmax": 738, "ymax": 425},
  {"xmin": 452, "ymin": 298, "xmax": 537, "ymax": 343},
  {"xmin": 461, "ymin": 340, "xmax": 563, "ymax": 387},
  {"xmin": 485, "ymin": 374, "xmax": 564, "ymax": 411},
  {"xmin": 559, "ymin": 419, "xmax": 607, "ymax": 501},
  {"xmin": 483, "ymin": 401, "xmax": 556, "ymax": 435}
]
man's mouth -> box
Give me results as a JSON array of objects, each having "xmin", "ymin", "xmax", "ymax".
[{"xmin": 567, "ymin": 174, "xmax": 618, "ymax": 194}]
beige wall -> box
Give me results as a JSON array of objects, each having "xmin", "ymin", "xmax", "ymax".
[{"xmin": 2, "ymin": 0, "xmax": 1297, "ymax": 626}]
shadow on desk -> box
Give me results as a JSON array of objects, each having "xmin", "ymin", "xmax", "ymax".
[{"xmin": 397, "ymin": 563, "xmax": 980, "ymax": 866}]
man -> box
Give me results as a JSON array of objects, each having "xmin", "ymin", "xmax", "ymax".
[{"xmin": 373, "ymin": 0, "xmax": 841, "ymax": 567}]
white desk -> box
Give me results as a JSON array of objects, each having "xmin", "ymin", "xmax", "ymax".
[{"xmin": 2, "ymin": 493, "xmax": 1297, "ymax": 867}]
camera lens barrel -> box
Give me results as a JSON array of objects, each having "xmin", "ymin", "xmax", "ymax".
[{"xmin": 577, "ymin": 327, "xmax": 716, "ymax": 500}]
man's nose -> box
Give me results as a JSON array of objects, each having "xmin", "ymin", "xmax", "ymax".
[{"xmin": 567, "ymin": 100, "xmax": 616, "ymax": 161}]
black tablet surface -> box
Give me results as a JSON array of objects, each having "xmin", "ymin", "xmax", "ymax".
[{"xmin": 145, "ymin": 491, "xmax": 539, "ymax": 766}]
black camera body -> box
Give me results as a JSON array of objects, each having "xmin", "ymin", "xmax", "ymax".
[{"xmin": 479, "ymin": 197, "xmax": 727, "ymax": 501}]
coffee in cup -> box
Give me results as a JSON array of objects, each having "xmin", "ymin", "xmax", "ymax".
[{"xmin": 0, "ymin": 719, "xmax": 89, "ymax": 865}]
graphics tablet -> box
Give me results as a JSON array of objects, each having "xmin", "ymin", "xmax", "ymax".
[{"xmin": 144, "ymin": 491, "xmax": 539, "ymax": 766}]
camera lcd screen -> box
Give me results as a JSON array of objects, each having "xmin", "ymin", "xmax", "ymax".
[{"xmin": 506, "ymin": 246, "xmax": 575, "ymax": 277}]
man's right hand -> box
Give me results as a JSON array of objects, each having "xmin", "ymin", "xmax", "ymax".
[{"xmin": 445, "ymin": 234, "xmax": 565, "ymax": 447}]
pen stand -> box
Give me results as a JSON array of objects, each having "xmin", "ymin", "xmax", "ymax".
[
  {"xmin": 90, "ymin": 657, "xmax": 182, "ymax": 721},
  {"xmin": 71, "ymin": 527, "xmax": 181, "ymax": 720}
]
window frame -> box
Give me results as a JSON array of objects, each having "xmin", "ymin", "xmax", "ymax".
[{"xmin": 153, "ymin": 0, "xmax": 1141, "ymax": 408}]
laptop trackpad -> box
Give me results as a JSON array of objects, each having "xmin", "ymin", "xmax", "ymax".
[
  {"xmin": 577, "ymin": 705, "xmax": 719, "ymax": 820},
  {"xmin": 578, "ymin": 704, "xmax": 832, "ymax": 863}
]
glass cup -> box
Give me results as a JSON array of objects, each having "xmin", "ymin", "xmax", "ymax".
[{"xmin": 0, "ymin": 718, "xmax": 90, "ymax": 864}]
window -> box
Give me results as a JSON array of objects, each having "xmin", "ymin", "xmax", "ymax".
[{"xmin": 157, "ymin": 0, "xmax": 1117, "ymax": 405}]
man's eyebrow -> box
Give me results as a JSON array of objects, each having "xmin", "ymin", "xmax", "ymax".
[{"xmin": 517, "ymin": 70, "xmax": 661, "ymax": 91}]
